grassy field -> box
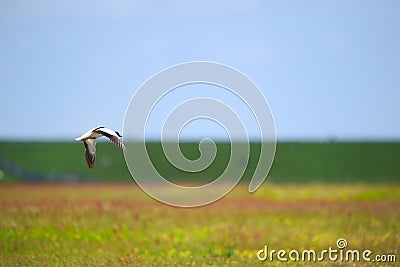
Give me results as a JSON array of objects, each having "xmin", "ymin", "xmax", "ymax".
[
  {"xmin": 1, "ymin": 183, "xmax": 399, "ymax": 266},
  {"xmin": 0, "ymin": 142, "xmax": 399, "ymax": 183},
  {"xmin": 1, "ymin": 142, "xmax": 399, "ymax": 265}
]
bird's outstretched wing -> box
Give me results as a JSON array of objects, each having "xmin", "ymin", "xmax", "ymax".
[
  {"xmin": 107, "ymin": 135, "xmax": 125, "ymax": 150},
  {"xmin": 84, "ymin": 139, "xmax": 96, "ymax": 169},
  {"xmin": 96, "ymin": 128, "xmax": 125, "ymax": 150}
]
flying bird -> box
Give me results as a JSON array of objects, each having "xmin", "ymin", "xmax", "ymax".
[{"xmin": 75, "ymin": 126, "xmax": 125, "ymax": 169}]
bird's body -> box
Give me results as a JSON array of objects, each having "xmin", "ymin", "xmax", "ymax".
[{"xmin": 75, "ymin": 126, "xmax": 125, "ymax": 169}]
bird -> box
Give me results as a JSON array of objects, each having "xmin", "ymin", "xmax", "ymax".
[{"xmin": 75, "ymin": 126, "xmax": 125, "ymax": 169}]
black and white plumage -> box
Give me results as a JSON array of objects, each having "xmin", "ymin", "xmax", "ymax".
[{"xmin": 75, "ymin": 126, "xmax": 125, "ymax": 169}]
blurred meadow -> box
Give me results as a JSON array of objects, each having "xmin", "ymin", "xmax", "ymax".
[{"xmin": 0, "ymin": 142, "xmax": 399, "ymax": 266}]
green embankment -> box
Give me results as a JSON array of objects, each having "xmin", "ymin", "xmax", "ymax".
[{"xmin": 0, "ymin": 142, "xmax": 399, "ymax": 183}]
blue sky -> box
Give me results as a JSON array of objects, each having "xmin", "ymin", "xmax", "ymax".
[{"xmin": 1, "ymin": 0, "xmax": 399, "ymax": 141}]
